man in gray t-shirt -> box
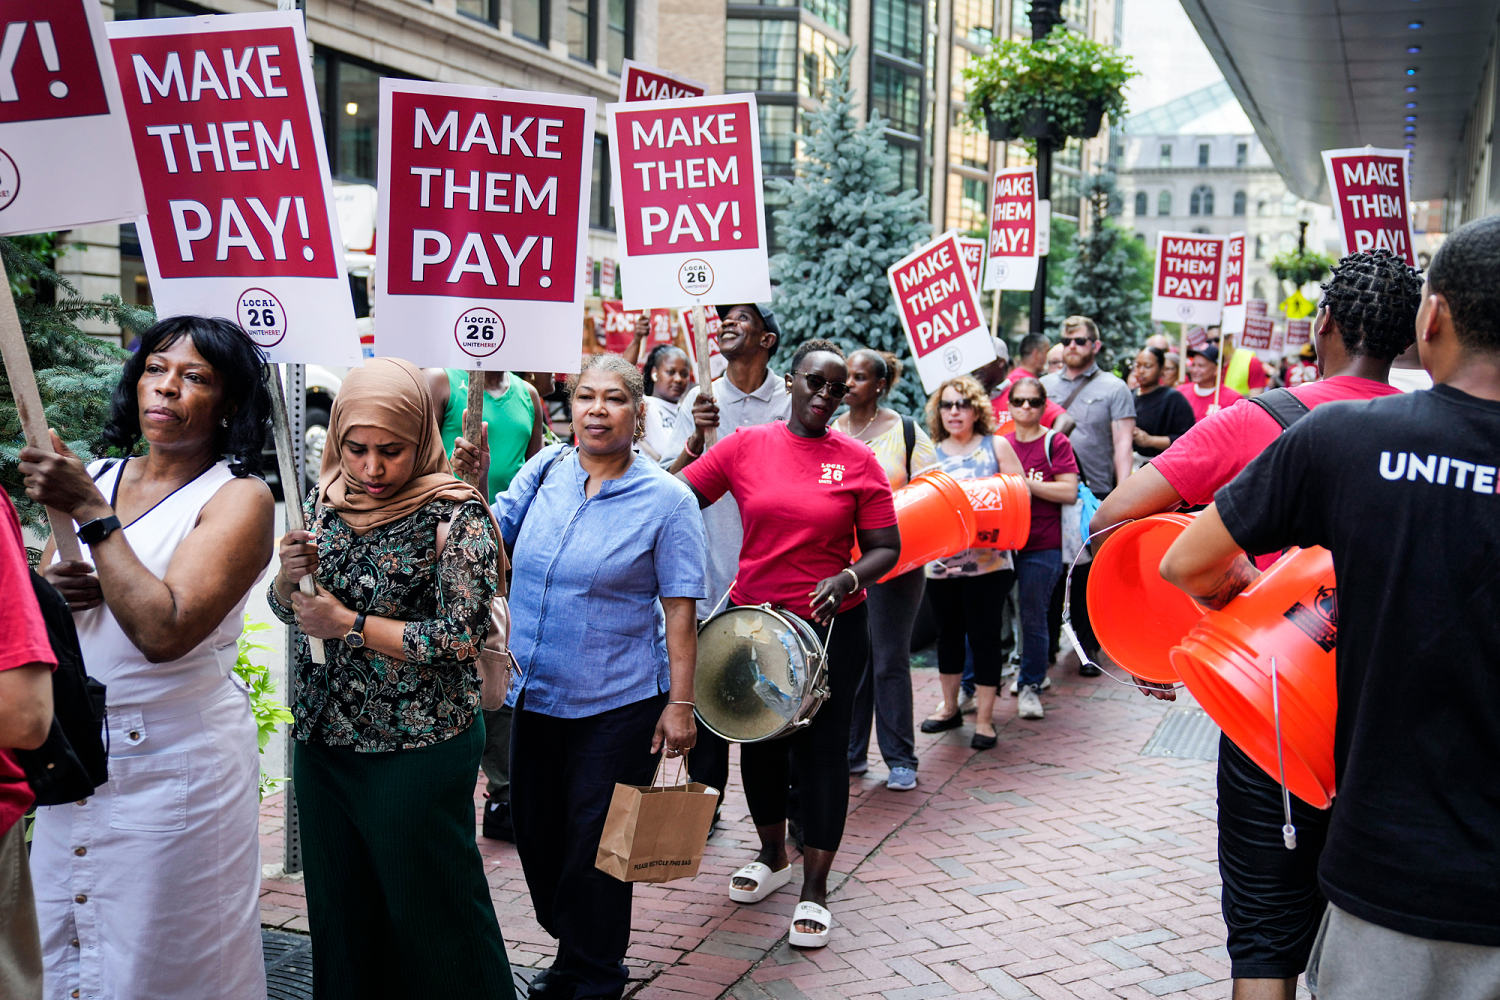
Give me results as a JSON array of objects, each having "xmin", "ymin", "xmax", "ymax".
[{"xmin": 1039, "ymin": 316, "xmax": 1135, "ymax": 675}]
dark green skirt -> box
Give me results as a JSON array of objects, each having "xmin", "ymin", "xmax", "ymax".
[{"xmin": 292, "ymin": 721, "xmax": 515, "ymax": 999}]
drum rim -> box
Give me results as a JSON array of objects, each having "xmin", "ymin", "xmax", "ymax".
[{"xmin": 695, "ymin": 602, "xmax": 830, "ymax": 744}]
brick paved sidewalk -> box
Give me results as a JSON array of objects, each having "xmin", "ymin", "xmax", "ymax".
[{"xmin": 260, "ymin": 661, "xmax": 1303, "ymax": 999}]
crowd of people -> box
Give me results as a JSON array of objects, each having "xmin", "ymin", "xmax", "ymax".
[{"xmin": 2, "ymin": 222, "xmax": 1497, "ymax": 999}]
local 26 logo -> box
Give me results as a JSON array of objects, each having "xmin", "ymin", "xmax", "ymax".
[{"xmin": 0, "ymin": 148, "xmax": 20, "ymax": 212}]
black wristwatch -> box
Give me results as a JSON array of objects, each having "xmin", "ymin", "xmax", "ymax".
[
  {"xmin": 76, "ymin": 515, "xmax": 122, "ymax": 547},
  {"xmin": 344, "ymin": 612, "xmax": 368, "ymax": 649}
]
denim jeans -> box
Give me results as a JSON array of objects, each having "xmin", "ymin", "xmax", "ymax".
[
  {"xmin": 848, "ymin": 569, "xmax": 923, "ymax": 772},
  {"xmin": 1014, "ymin": 548, "xmax": 1063, "ymax": 688}
]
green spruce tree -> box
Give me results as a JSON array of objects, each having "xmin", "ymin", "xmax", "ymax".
[
  {"xmin": 769, "ymin": 50, "xmax": 932, "ymax": 413},
  {"xmin": 1048, "ymin": 173, "xmax": 1152, "ymax": 369},
  {"xmin": 1, "ymin": 236, "xmax": 153, "ymax": 532}
]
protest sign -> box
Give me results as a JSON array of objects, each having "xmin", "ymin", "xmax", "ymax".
[
  {"xmin": 956, "ymin": 237, "xmax": 985, "ymax": 291},
  {"xmin": 888, "ymin": 232, "xmax": 994, "ymax": 393},
  {"xmin": 619, "ymin": 59, "xmax": 707, "ymax": 103},
  {"xmin": 1151, "ymin": 232, "xmax": 1225, "ymax": 326},
  {"xmin": 1268, "ymin": 322, "xmax": 1286, "ymax": 356},
  {"xmin": 1185, "ymin": 325, "xmax": 1210, "ymax": 350},
  {"xmin": 1322, "ymin": 147, "xmax": 1415, "ymax": 265},
  {"xmin": 374, "ymin": 79, "xmax": 594, "ymax": 372},
  {"xmin": 0, "ymin": 0, "xmax": 144, "ymax": 236},
  {"xmin": 983, "ymin": 166, "xmax": 1039, "ymax": 291},
  {"xmin": 681, "ymin": 304, "xmax": 725, "ymax": 378},
  {"xmin": 608, "ymin": 94, "xmax": 770, "ymax": 309},
  {"xmin": 1286, "ymin": 318, "xmax": 1312, "ymax": 348},
  {"xmin": 108, "ymin": 12, "xmax": 358, "ymax": 365},
  {"xmin": 1239, "ymin": 314, "xmax": 1274, "ymax": 350},
  {"xmin": 600, "ymin": 256, "xmax": 616, "ymax": 296},
  {"xmin": 1247, "ymin": 298, "xmax": 1269, "ymax": 319},
  {"xmin": 1219, "ymin": 231, "xmax": 1247, "ymax": 334},
  {"xmin": 600, "ymin": 299, "xmax": 638, "ymax": 353}
]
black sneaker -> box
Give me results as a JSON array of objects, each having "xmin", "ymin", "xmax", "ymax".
[{"xmin": 482, "ymin": 799, "xmax": 514, "ymax": 842}]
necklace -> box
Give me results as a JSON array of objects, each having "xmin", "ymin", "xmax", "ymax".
[{"xmin": 842, "ymin": 408, "xmax": 879, "ymax": 439}]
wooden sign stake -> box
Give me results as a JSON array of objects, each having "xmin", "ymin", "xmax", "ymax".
[
  {"xmin": 689, "ymin": 304, "xmax": 716, "ymax": 449},
  {"xmin": 459, "ymin": 370, "xmax": 486, "ymax": 495}
]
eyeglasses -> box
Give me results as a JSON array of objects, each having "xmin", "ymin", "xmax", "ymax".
[
  {"xmin": 938, "ymin": 399, "xmax": 974, "ymax": 411},
  {"xmin": 1010, "ymin": 397, "xmax": 1045, "ymax": 408},
  {"xmin": 1061, "ymin": 336, "xmax": 1093, "ymax": 347},
  {"xmin": 795, "ymin": 371, "xmax": 850, "ymax": 400}
]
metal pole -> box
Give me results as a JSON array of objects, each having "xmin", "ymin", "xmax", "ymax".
[
  {"xmin": 1027, "ymin": 1, "xmax": 1063, "ymax": 336},
  {"xmin": 281, "ymin": 362, "xmax": 308, "ymax": 875}
]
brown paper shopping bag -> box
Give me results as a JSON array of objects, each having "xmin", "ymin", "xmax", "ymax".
[{"xmin": 594, "ymin": 757, "xmax": 718, "ymax": 884}]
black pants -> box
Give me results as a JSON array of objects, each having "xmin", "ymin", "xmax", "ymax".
[
  {"xmin": 739, "ymin": 601, "xmax": 869, "ymax": 852},
  {"xmin": 928, "ymin": 571, "xmax": 1015, "ymax": 687},
  {"xmin": 1049, "ymin": 559, "xmax": 1098, "ymax": 658},
  {"xmin": 1218, "ymin": 733, "xmax": 1331, "ymax": 979},
  {"xmin": 511, "ymin": 693, "xmax": 665, "ymax": 999},
  {"xmin": 481, "ymin": 703, "xmax": 513, "ymax": 802}
]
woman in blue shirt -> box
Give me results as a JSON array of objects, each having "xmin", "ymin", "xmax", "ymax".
[{"xmin": 478, "ymin": 354, "xmax": 707, "ymax": 1000}]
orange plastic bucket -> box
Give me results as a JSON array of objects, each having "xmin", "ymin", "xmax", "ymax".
[
  {"xmin": 876, "ymin": 469, "xmax": 978, "ymax": 581},
  {"xmin": 1169, "ymin": 546, "xmax": 1337, "ymax": 808},
  {"xmin": 1087, "ymin": 514, "xmax": 1205, "ymax": 683},
  {"xmin": 959, "ymin": 474, "xmax": 1031, "ymax": 550}
]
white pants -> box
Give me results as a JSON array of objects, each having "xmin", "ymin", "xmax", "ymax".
[{"xmin": 30, "ymin": 679, "xmax": 265, "ymax": 1000}]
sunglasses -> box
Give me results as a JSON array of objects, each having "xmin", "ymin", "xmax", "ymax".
[
  {"xmin": 1061, "ymin": 336, "xmax": 1093, "ymax": 347},
  {"xmin": 938, "ymin": 399, "xmax": 974, "ymax": 411},
  {"xmin": 1010, "ymin": 397, "xmax": 1045, "ymax": 408},
  {"xmin": 795, "ymin": 371, "xmax": 850, "ymax": 400}
]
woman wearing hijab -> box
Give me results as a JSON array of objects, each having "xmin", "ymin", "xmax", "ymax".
[{"xmin": 268, "ymin": 358, "xmax": 514, "ymax": 999}]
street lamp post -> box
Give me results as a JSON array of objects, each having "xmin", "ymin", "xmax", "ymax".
[{"xmin": 1028, "ymin": 0, "xmax": 1064, "ymax": 335}]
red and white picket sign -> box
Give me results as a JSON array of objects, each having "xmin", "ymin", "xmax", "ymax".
[
  {"xmin": 600, "ymin": 256, "xmax": 616, "ymax": 295},
  {"xmin": 1151, "ymin": 231, "xmax": 1226, "ymax": 326},
  {"xmin": 0, "ymin": 0, "xmax": 143, "ymax": 236},
  {"xmin": 1239, "ymin": 314, "xmax": 1274, "ymax": 350},
  {"xmin": 1267, "ymin": 321, "xmax": 1286, "ymax": 356},
  {"xmin": 1247, "ymin": 298, "xmax": 1269, "ymax": 319},
  {"xmin": 108, "ymin": 12, "xmax": 358, "ymax": 365},
  {"xmin": 374, "ymin": 79, "xmax": 595, "ymax": 372},
  {"xmin": 1185, "ymin": 325, "xmax": 1210, "ymax": 351},
  {"xmin": 983, "ymin": 166, "xmax": 1040, "ymax": 291},
  {"xmin": 1219, "ymin": 231, "xmax": 1247, "ymax": 334},
  {"xmin": 618, "ymin": 59, "xmax": 707, "ymax": 104},
  {"xmin": 680, "ymin": 304, "xmax": 725, "ymax": 379},
  {"xmin": 888, "ymin": 231, "xmax": 995, "ymax": 393},
  {"xmin": 1322, "ymin": 147, "xmax": 1415, "ymax": 265},
  {"xmin": 1285, "ymin": 318, "xmax": 1312, "ymax": 348},
  {"xmin": 956, "ymin": 237, "xmax": 985, "ymax": 292},
  {"xmin": 608, "ymin": 94, "xmax": 770, "ymax": 309}
]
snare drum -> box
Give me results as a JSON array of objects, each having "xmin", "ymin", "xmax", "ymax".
[{"xmin": 694, "ymin": 605, "xmax": 829, "ymax": 743}]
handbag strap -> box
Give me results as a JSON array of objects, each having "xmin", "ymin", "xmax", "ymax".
[{"xmin": 1058, "ymin": 369, "xmax": 1098, "ymax": 411}]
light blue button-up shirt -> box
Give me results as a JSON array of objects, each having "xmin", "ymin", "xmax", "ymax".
[{"xmin": 495, "ymin": 444, "xmax": 708, "ymax": 718}]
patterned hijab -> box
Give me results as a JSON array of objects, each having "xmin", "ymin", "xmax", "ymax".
[{"xmin": 317, "ymin": 358, "xmax": 489, "ymax": 536}]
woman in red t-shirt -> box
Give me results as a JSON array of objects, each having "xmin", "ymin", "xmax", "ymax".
[
  {"xmin": 682, "ymin": 339, "xmax": 899, "ymax": 950},
  {"xmin": 1002, "ymin": 377, "xmax": 1080, "ymax": 721}
]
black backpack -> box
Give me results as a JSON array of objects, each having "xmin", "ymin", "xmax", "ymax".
[{"xmin": 8, "ymin": 571, "xmax": 108, "ymax": 805}]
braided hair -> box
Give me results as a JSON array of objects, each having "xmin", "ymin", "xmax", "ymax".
[
  {"xmin": 1318, "ymin": 249, "xmax": 1423, "ymax": 361},
  {"xmin": 1427, "ymin": 214, "xmax": 1500, "ymax": 353}
]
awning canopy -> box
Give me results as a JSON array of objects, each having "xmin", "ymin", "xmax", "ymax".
[{"xmin": 1178, "ymin": 0, "xmax": 1496, "ymax": 202}]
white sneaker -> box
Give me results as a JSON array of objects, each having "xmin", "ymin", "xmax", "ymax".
[
  {"xmin": 1009, "ymin": 676, "xmax": 1052, "ymax": 696},
  {"xmin": 1017, "ymin": 685, "xmax": 1045, "ymax": 720}
]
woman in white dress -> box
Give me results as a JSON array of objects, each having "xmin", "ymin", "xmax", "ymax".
[
  {"xmin": 20, "ymin": 316, "xmax": 275, "ymax": 1000},
  {"xmin": 640, "ymin": 344, "xmax": 692, "ymax": 461}
]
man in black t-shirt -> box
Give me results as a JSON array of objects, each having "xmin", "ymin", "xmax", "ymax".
[{"xmin": 1160, "ymin": 215, "xmax": 1500, "ymax": 999}]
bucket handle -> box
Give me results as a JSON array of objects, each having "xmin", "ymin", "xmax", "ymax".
[{"xmin": 1270, "ymin": 656, "xmax": 1297, "ymax": 850}]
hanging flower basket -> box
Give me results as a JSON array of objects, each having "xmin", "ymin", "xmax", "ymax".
[
  {"xmin": 964, "ymin": 30, "xmax": 1135, "ymax": 146},
  {"xmin": 984, "ymin": 107, "xmax": 1019, "ymax": 142}
]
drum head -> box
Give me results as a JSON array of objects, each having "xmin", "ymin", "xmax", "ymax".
[{"xmin": 696, "ymin": 607, "xmax": 815, "ymax": 742}]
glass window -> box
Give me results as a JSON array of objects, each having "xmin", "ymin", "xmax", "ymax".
[
  {"xmin": 725, "ymin": 19, "xmax": 797, "ymax": 91},
  {"xmin": 872, "ymin": 61, "xmax": 922, "ymax": 134},
  {"xmin": 1189, "ymin": 184, "xmax": 1214, "ymax": 216},
  {"xmin": 591, "ymin": 135, "xmax": 613, "ymax": 230},
  {"xmin": 606, "ymin": 0, "xmax": 633, "ymax": 73},
  {"xmin": 1157, "ymin": 190, "xmax": 1172, "ymax": 215},
  {"xmin": 1252, "ymin": 279, "xmax": 1266, "ymax": 300},
  {"xmin": 514, "ymin": 0, "xmax": 547, "ymax": 42},
  {"xmin": 1061, "ymin": 0, "xmax": 1089, "ymax": 28},
  {"xmin": 1235, "ymin": 142, "xmax": 1248, "ymax": 167},
  {"xmin": 1254, "ymin": 234, "xmax": 1264, "ymax": 259},
  {"xmin": 335, "ymin": 61, "xmax": 380, "ymax": 183},
  {"xmin": 567, "ymin": 0, "xmax": 595, "ymax": 62},
  {"xmin": 759, "ymin": 104, "xmax": 799, "ymax": 178},
  {"xmin": 458, "ymin": 0, "xmax": 498, "ymax": 24},
  {"xmin": 873, "ymin": 0, "xmax": 924, "ymax": 63},
  {"xmin": 1232, "ymin": 190, "xmax": 1246, "ymax": 216},
  {"xmin": 799, "ymin": 24, "xmax": 843, "ymax": 99},
  {"xmin": 889, "ymin": 139, "xmax": 920, "ymax": 194},
  {"xmin": 1134, "ymin": 192, "xmax": 1148, "ymax": 216},
  {"xmin": 1257, "ymin": 198, "xmax": 1267, "ymax": 216},
  {"xmin": 947, "ymin": 174, "xmax": 988, "ymax": 234},
  {"xmin": 949, "ymin": 110, "xmax": 988, "ymax": 171},
  {"xmin": 1197, "ymin": 142, "xmax": 1209, "ymax": 166},
  {"xmin": 115, "ymin": 0, "xmax": 211, "ymax": 16},
  {"xmin": 1052, "ymin": 170, "xmax": 1081, "ymax": 219},
  {"xmin": 953, "ymin": 0, "xmax": 993, "ymax": 46},
  {"xmin": 803, "ymin": 0, "xmax": 849, "ymax": 33},
  {"xmin": 1159, "ymin": 143, "xmax": 1172, "ymax": 166}
]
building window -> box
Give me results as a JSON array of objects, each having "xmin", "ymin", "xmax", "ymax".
[
  {"xmin": 947, "ymin": 174, "xmax": 988, "ymax": 234},
  {"xmin": 1232, "ymin": 190, "xmax": 1246, "ymax": 216},
  {"xmin": 1235, "ymin": 141, "xmax": 1248, "ymax": 167},
  {"xmin": 114, "ymin": 0, "xmax": 211, "ymax": 16},
  {"xmin": 311, "ymin": 50, "xmax": 397, "ymax": 184},
  {"xmin": 872, "ymin": 61, "xmax": 922, "ymax": 134},
  {"xmin": 1197, "ymin": 142, "xmax": 1209, "ymax": 167},
  {"xmin": 1257, "ymin": 199, "xmax": 1267, "ymax": 216},
  {"xmin": 1133, "ymin": 191, "xmax": 1147, "ymax": 216},
  {"xmin": 1158, "ymin": 143, "xmax": 1172, "ymax": 166},
  {"xmin": 873, "ymin": 0, "xmax": 924, "ymax": 63},
  {"xmin": 799, "ymin": 25, "xmax": 843, "ymax": 98},
  {"xmin": 888, "ymin": 139, "xmax": 920, "ymax": 194},
  {"xmin": 591, "ymin": 135, "xmax": 613, "ymax": 230},
  {"xmin": 1061, "ymin": 0, "xmax": 1089, "ymax": 27},
  {"xmin": 567, "ymin": 0, "xmax": 595, "ymax": 63},
  {"xmin": 803, "ymin": 0, "xmax": 849, "ymax": 33},
  {"xmin": 457, "ymin": 0, "xmax": 498, "ymax": 24},
  {"xmin": 605, "ymin": 0, "xmax": 633, "ymax": 73},
  {"xmin": 1157, "ymin": 190, "xmax": 1172, "ymax": 216},
  {"xmin": 726, "ymin": 18, "xmax": 797, "ymax": 91},
  {"xmin": 949, "ymin": 109, "xmax": 987, "ymax": 170},
  {"xmin": 1252, "ymin": 279, "xmax": 1266, "ymax": 300},
  {"xmin": 758, "ymin": 103, "xmax": 798, "ymax": 178},
  {"xmin": 952, "ymin": 0, "xmax": 993, "ymax": 46},
  {"xmin": 513, "ymin": 0, "xmax": 547, "ymax": 42},
  {"xmin": 1189, "ymin": 184, "xmax": 1214, "ymax": 216},
  {"xmin": 1254, "ymin": 234, "xmax": 1264, "ymax": 259}
]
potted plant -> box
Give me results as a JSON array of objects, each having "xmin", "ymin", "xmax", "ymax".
[
  {"xmin": 964, "ymin": 29, "xmax": 1135, "ymax": 148},
  {"xmin": 1269, "ymin": 248, "xmax": 1337, "ymax": 288}
]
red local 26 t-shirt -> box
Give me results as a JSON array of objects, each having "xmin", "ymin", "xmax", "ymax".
[
  {"xmin": 0, "ymin": 494, "xmax": 56, "ymax": 835},
  {"xmin": 683, "ymin": 422, "xmax": 897, "ymax": 618}
]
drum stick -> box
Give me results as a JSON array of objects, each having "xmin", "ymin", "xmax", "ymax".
[
  {"xmin": 266, "ymin": 365, "xmax": 326, "ymax": 664},
  {"xmin": 690, "ymin": 304, "xmax": 716, "ymax": 449}
]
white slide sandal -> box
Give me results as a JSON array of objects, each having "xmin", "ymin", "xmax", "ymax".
[
  {"xmin": 788, "ymin": 900, "xmax": 832, "ymax": 948},
  {"xmin": 728, "ymin": 861, "xmax": 794, "ymax": 903}
]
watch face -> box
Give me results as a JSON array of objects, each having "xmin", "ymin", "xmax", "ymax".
[{"xmin": 345, "ymin": 632, "xmax": 365, "ymax": 648}]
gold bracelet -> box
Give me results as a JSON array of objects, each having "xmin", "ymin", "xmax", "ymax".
[
  {"xmin": 667, "ymin": 700, "xmax": 695, "ymax": 707},
  {"xmin": 841, "ymin": 567, "xmax": 860, "ymax": 589}
]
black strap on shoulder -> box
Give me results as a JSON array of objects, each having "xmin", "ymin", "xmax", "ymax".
[
  {"xmin": 1247, "ymin": 388, "xmax": 1311, "ymax": 431},
  {"xmin": 901, "ymin": 415, "xmax": 916, "ymax": 474},
  {"xmin": 89, "ymin": 458, "xmax": 121, "ymax": 483}
]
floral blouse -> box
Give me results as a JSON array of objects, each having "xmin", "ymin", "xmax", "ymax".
[{"xmin": 267, "ymin": 495, "xmax": 498, "ymax": 752}]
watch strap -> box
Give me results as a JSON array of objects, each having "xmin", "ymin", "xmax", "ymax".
[{"xmin": 76, "ymin": 515, "xmax": 122, "ymax": 547}]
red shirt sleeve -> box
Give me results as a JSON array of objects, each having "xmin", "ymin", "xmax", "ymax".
[
  {"xmin": 1050, "ymin": 432, "xmax": 1080, "ymax": 476},
  {"xmin": 851, "ymin": 448, "xmax": 897, "ymax": 530},
  {"xmin": 1040, "ymin": 399, "xmax": 1067, "ymax": 427},
  {"xmin": 0, "ymin": 496, "xmax": 55, "ymax": 674},
  {"xmin": 1150, "ymin": 401, "xmax": 1279, "ymax": 505},
  {"xmin": 681, "ymin": 430, "xmax": 740, "ymax": 504}
]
